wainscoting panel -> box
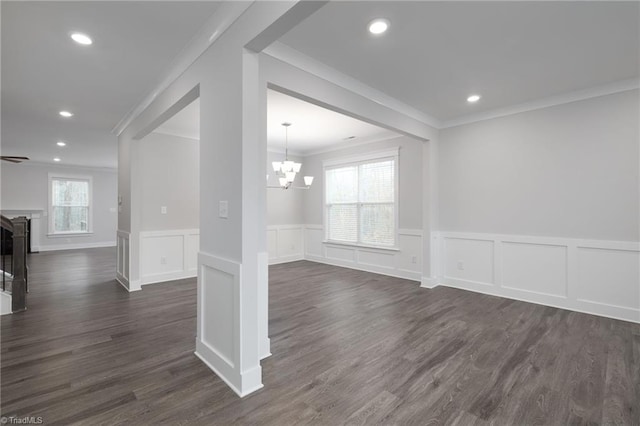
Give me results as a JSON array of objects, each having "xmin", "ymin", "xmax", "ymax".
[
  {"xmin": 396, "ymin": 232, "xmax": 423, "ymax": 276},
  {"xmin": 443, "ymin": 237, "xmax": 494, "ymax": 285},
  {"xmin": 305, "ymin": 225, "xmax": 324, "ymax": 257},
  {"xmin": 357, "ymin": 249, "xmax": 395, "ymax": 270},
  {"xmin": 196, "ymin": 251, "xmax": 241, "ymax": 395},
  {"xmin": 195, "ymin": 251, "xmax": 263, "ymax": 397},
  {"xmin": 576, "ymin": 247, "xmax": 639, "ymax": 311},
  {"xmin": 267, "ymin": 225, "xmax": 304, "ymax": 265},
  {"xmin": 116, "ymin": 230, "xmax": 131, "ymax": 290},
  {"xmin": 325, "ymin": 245, "xmax": 357, "ymax": 263},
  {"xmin": 434, "ymin": 232, "xmax": 640, "ymax": 323},
  {"xmin": 139, "ymin": 229, "xmax": 199, "ymax": 285},
  {"xmin": 201, "ymin": 265, "xmax": 236, "ymax": 365},
  {"xmin": 501, "ymin": 242, "xmax": 567, "ymax": 298},
  {"xmin": 185, "ymin": 233, "xmax": 200, "ymax": 272},
  {"xmin": 305, "ymin": 226, "xmax": 422, "ymax": 281}
]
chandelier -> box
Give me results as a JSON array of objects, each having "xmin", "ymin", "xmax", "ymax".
[{"xmin": 269, "ymin": 122, "xmax": 314, "ymax": 189}]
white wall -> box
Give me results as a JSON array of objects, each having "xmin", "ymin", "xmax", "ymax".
[
  {"xmin": 135, "ymin": 131, "xmax": 200, "ymax": 286},
  {"xmin": 139, "ymin": 132, "xmax": 200, "ymax": 231},
  {"xmin": 266, "ymin": 150, "xmax": 305, "ymax": 265},
  {"xmin": 1, "ymin": 162, "xmax": 117, "ymax": 250},
  {"xmin": 117, "ymin": 2, "xmax": 309, "ymax": 396},
  {"xmin": 439, "ymin": 90, "xmax": 639, "ymax": 241},
  {"xmin": 266, "ymin": 135, "xmax": 425, "ymax": 280},
  {"xmin": 433, "ymin": 231, "xmax": 639, "ymax": 323},
  {"xmin": 435, "ymin": 90, "xmax": 640, "ymax": 323},
  {"xmin": 302, "ymin": 135, "xmax": 423, "ymax": 228},
  {"xmin": 266, "ymin": 150, "xmax": 304, "ymax": 225}
]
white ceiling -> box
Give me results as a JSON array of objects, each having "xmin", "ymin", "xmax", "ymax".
[
  {"xmin": 279, "ymin": 1, "xmax": 639, "ymax": 121},
  {"xmin": 155, "ymin": 99, "xmax": 201, "ymax": 141},
  {"xmin": 267, "ymin": 89, "xmax": 398, "ymax": 154},
  {"xmin": 1, "ymin": 1, "xmax": 220, "ymax": 168},
  {"xmin": 154, "ymin": 89, "xmax": 398, "ymax": 155},
  {"xmin": 3, "ymin": 2, "xmax": 638, "ymax": 168}
]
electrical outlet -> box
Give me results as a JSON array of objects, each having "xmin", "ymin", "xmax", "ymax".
[
  {"xmin": 457, "ymin": 260, "xmax": 464, "ymax": 271},
  {"xmin": 160, "ymin": 257, "xmax": 167, "ymax": 265},
  {"xmin": 161, "ymin": 206, "xmax": 167, "ymax": 214},
  {"xmin": 219, "ymin": 201, "xmax": 228, "ymax": 219},
  {"xmin": 411, "ymin": 256, "xmax": 417, "ymax": 264}
]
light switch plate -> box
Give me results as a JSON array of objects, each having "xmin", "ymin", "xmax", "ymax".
[
  {"xmin": 161, "ymin": 206, "xmax": 167, "ymax": 214},
  {"xmin": 219, "ymin": 201, "xmax": 228, "ymax": 219}
]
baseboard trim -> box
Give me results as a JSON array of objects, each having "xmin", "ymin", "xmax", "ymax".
[
  {"xmin": 437, "ymin": 278, "xmax": 639, "ymax": 324},
  {"xmin": 195, "ymin": 340, "xmax": 264, "ymax": 398},
  {"xmin": 268, "ymin": 255, "xmax": 304, "ymax": 265},
  {"xmin": 129, "ymin": 279, "xmax": 142, "ymax": 292},
  {"xmin": 420, "ymin": 277, "xmax": 440, "ymax": 289},
  {"xmin": 39, "ymin": 241, "xmax": 116, "ymax": 252},
  {"xmin": 116, "ymin": 275, "xmax": 140, "ymax": 292},
  {"xmin": 141, "ymin": 270, "xmax": 197, "ymax": 285},
  {"xmin": 306, "ymin": 254, "xmax": 421, "ymax": 282},
  {"xmin": 260, "ymin": 336, "xmax": 272, "ymax": 360},
  {"xmin": 194, "ymin": 349, "xmax": 244, "ymax": 397}
]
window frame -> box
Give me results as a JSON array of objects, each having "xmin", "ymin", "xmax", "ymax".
[
  {"xmin": 322, "ymin": 148, "xmax": 399, "ymax": 251},
  {"xmin": 48, "ymin": 173, "xmax": 94, "ymax": 236}
]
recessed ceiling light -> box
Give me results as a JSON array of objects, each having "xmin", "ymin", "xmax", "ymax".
[
  {"xmin": 56, "ymin": 141, "xmax": 66, "ymax": 147},
  {"xmin": 467, "ymin": 95, "xmax": 481, "ymax": 103},
  {"xmin": 59, "ymin": 111, "xmax": 73, "ymax": 118},
  {"xmin": 368, "ymin": 18, "xmax": 390, "ymax": 35},
  {"xmin": 71, "ymin": 32, "xmax": 92, "ymax": 45},
  {"xmin": 53, "ymin": 157, "xmax": 61, "ymax": 162}
]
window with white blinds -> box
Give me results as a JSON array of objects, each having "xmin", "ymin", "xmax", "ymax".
[
  {"xmin": 48, "ymin": 174, "xmax": 93, "ymax": 234},
  {"xmin": 324, "ymin": 151, "xmax": 397, "ymax": 247}
]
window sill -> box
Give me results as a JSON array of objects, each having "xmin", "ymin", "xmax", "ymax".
[
  {"xmin": 47, "ymin": 232, "xmax": 93, "ymax": 238},
  {"xmin": 323, "ymin": 240, "xmax": 400, "ymax": 252}
]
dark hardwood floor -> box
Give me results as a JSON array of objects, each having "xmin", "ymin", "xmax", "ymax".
[{"xmin": 1, "ymin": 248, "xmax": 638, "ymax": 425}]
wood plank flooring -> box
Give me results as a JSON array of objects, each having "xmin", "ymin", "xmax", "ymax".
[{"xmin": 1, "ymin": 248, "xmax": 639, "ymax": 425}]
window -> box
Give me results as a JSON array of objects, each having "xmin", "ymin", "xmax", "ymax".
[
  {"xmin": 49, "ymin": 175, "xmax": 92, "ymax": 234},
  {"xmin": 324, "ymin": 149, "xmax": 398, "ymax": 248}
]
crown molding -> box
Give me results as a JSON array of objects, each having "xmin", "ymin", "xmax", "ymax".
[
  {"xmin": 267, "ymin": 147, "xmax": 304, "ymax": 158},
  {"xmin": 274, "ymin": 132, "xmax": 403, "ymax": 158},
  {"xmin": 4, "ymin": 160, "xmax": 117, "ymax": 173},
  {"xmin": 303, "ymin": 133, "xmax": 405, "ymax": 157},
  {"xmin": 110, "ymin": 0, "xmax": 639, "ymax": 138},
  {"xmin": 151, "ymin": 130, "xmax": 200, "ymax": 143},
  {"xmin": 263, "ymin": 42, "xmax": 442, "ymax": 130},
  {"xmin": 111, "ymin": 2, "xmax": 251, "ymax": 136},
  {"xmin": 441, "ymin": 78, "xmax": 640, "ymax": 129}
]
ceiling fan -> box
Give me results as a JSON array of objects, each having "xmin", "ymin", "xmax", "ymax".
[{"xmin": 1, "ymin": 156, "xmax": 29, "ymax": 164}]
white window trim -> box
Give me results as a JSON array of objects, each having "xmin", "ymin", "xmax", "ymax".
[
  {"xmin": 322, "ymin": 147, "xmax": 400, "ymax": 250},
  {"xmin": 48, "ymin": 173, "xmax": 94, "ymax": 236}
]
